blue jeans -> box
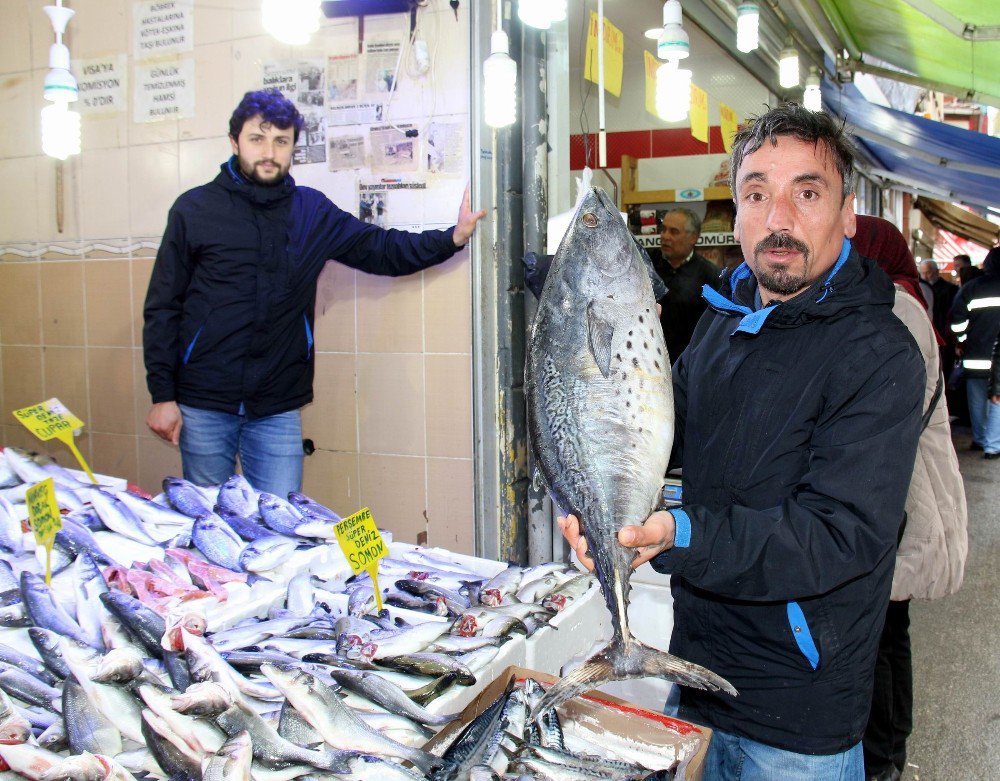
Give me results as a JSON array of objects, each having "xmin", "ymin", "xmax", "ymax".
[
  {"xmin": 178, "ymin": 405, "xmax": 303, "ymax": 496},
  {"xmin": 966, "ymin": 377, "xmax": 1000, "ymax": 454},
  {"xmin": 664, "ymin": 692, "xmax": 863, "ymax": 781}
]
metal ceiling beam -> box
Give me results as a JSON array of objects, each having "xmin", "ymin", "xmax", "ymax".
[
  {"xmin": 900, "ymin": 0, "xmax": 1000, "ymax": 41},
  {"xmin": 784, "ymin": 0, "xmax": 845, "ymax": 62},
  {"xmin": 867, "ymin": 167, "xmax": 995, "ymax": 212},
  {"xmin": 844, "ymin": 58, "xmax": 1000, "ymax": 108}
]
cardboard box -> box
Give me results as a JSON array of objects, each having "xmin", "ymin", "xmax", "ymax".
[{"xmin": 425, "ymin": 666, "xmax": 712, "ymax": 781}]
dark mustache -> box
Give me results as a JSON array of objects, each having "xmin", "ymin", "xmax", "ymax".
[{"xmin": 755, "ymin": 232, "xmax": 809, "ymax": 256}]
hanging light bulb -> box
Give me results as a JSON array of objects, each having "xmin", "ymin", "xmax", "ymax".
[
  {"xmin": 483, "ymin": 29, "xmax": 517, "ymax": 128},
  {"xmin": 736, "ymin": 3, "xmax": 759, "ymax": 53},
  {"xmin": 803, "ymin": 66, "xmax": 822, "ymax": 111},
  {"xmin": 262, "ymin": 0, "xmax": 319, "ymax": 46},
  {"xmin": 517, "ymin": 0, "xmax": 567, "ymax": 30},
  {"xmin": 657, "ymin": 0, "xmax": 689, "ymax": 61},
  {"xmin": 41, "ymin": 102, "xmax": 81, "ymax": 160},
  {"xmin": 779, "ymin": 38, "xmax": 799, "ymax": 89},
  {"xmin": 656, "ymin": 62, "xmax": 692, "ymax": 122}
]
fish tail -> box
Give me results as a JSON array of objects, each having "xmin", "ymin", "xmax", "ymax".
[{"xmin": 529, "ymin": 640, "xmax": 736, "ymax": 718}]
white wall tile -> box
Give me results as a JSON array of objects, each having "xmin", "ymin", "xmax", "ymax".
[{"xmin": 128, "ymin": 143, "xmax": 180, "ymax": 237}]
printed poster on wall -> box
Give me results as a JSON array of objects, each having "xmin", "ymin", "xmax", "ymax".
[
  {"xmin": 133, "ymin": 58, "xmax": 194, "ymax": 122},
  {"xmin": 690, "ymin": 83, "xmax": 708, "ymax": 143},
  {"xmin": 425, "ymin": 122, "xmax": 464, "ymax": 176},
  {"xmin": 134, "ymin": 0, "xmax": 193, "ymax": 59},
  {"xmin": 719, "ymin": 102, "xmax": 739, "ymax": 153},
  {"xmin": 73, "ymin": 55, "xmax": 127, "ymax": 114},
  {"xmin": 359, "ymin": 178, "xmax": 428, "ymax": 225},
  {"xmin": 369, "ymin": 124, "xmax": 419, "ymax": 173},
  {"xmin": 364, "ymin": 41, "xmax": 402, "ymax": 96},
  {"xmin": 583, "ymin": 11, "xmax": 624, "ymax": 97},
  {"xmin": 327, "ymin": 54, "xmax": 358, "ymax": 102},
  {"xmin": 262, "ymin": 60, "xmax": 326, "ymax": 165},
  {"xmin": 643, "ymin": 50, "xmax": 658, "ymax": 118}
]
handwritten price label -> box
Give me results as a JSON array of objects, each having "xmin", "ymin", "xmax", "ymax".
[
  {"xmin": 334, "ymin": 507, "xmax": 388, "ymax": 611},
  {"xmin": 26, "ymin": 478, "xmax": 62, "ymax": 585},
  {"xmin": 12, "ymin": 398, "xmax": 96, "ymax": 483}
]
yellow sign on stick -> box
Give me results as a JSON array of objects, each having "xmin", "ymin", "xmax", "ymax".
[
  {"xmin": 584, "ymin": 11, "xmax": 624, "ymax": 97},
  {"xmin": 334, "ymin": 507, "xmax": 388, "ymax": 612},
  {"xmin": 644, "ymin": 50, "xmax": 659, "ymax": 117},
  {"xmin": 719, "ymin": 102, "xmax": 739, "ymax": 153},
  {"xmin": 690, "ymin": 83, "xmax": 708, "ymax": 143},
  {"xmin": 12, "ymin": 398, "xmax": 97, "ymax": 484},
  {"xmin": 26, "ymin": 478, "xmax": 62, "ymax": 585}
]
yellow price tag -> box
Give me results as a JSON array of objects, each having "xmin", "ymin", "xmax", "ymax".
[
  {"xmin": 12, "ymin": 398, "xmax": 97, "ymax": 484},
  {"xmin": 26, "ymin": 478, "xmax": 63, "ymax": 585},
  {"xmin": 334, "ymin": 507, "xmax": 388, "ymax": 612}
]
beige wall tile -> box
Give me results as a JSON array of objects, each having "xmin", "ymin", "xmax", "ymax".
[
  {"xmin": 356, "ymin": 271, "xmax": 424, "ymax": 354},
  {"xmin": 131, "ymin": 258, "xmax": 153, "ymax": 348},
  {"xmin": 359, "ymin": 454, "xmax": 427, "ymax": 544},
  {"xmin": 0, "ymin": 73, "xmax": 35, "ymax": 162},
  {"xmin": 357, "ymin": 354, "xmax": 424, "ymax": 457},
  {"xmin": 137, "ymin": 434, "xmax": 183, "ymax": 494},
  {"xmin": 78, "ymin": 148, "xmax": 129, "ymax": 239},
  {"xmin": 0, "ymin": 263, "xmax": 42, "ymax": 345},
  {"xmin": 303, "ymin": 449, "xmax": 360, "ymax": 518},
  {"xmin": 180, "ymin": 44, "xmax": 234, "ymax": 141},
  {"xmin": 314, "ymin": 262, "xmax": 356, "ymax": 353},
  {"xmin": 0, "ymin": 3, "xmax": 31, "ymax": 74},
  {"xmin": 194, "ymin": 0, "xmax": 234, "ymax": 46},
  {"xmin": 42, "ymin": 346, "xmax": 89, "ymax": 424},
  {"xmin": 72, "ymin": 0, "xmax": 129, "ymax": 60},
  {"xmin": 133, "ymin": 348, "xmax": 151, "ymax": 435},
  {"xmin": 128, "ymin": 118, "xmax": 179, "ymax": 147},
  {"xmin": 424, "ymin": 254, "xmax": 472, "ymax": 354},
  {"xmin": 2, "ymin": 346, "xmax": 43, "ymax": 415},
  {"xmin": 40, "ymin": 262, "xmax": 86, "ymax": 346},
  {"xmin": 427, "ymin": 457, "xmax": 475, "ymax": 554},
  {"xmin": 80, "ymin": 113, "xmax": 129, "ymax": 153},
  {"xmin": 87, "ymin": 347, "xmax": 135, "ymax": 434},
  {"xmin": 90, "ymin": 432, "xmax": 138, "ymax": 486},
  {"xmin": 302, "ymin": 354, "xmax": 357, "ymax": 452},
  {"xmin": 128, "ymin": 144, "xmax": 179, "ymax": 237},
  {"xmin": 179, "ymin": 138, "xmax": 228, "ymax": 193},
  {"xmin": 85, "ymin": 260, "xmax": 133, "ymax": 347},
  {"xmin": 425, "ymin": 354, "xmax": 472, "ymax": 458},
  {"xmin": 0, "ymin": 157, "xmax": 40, "ymax": 243}
]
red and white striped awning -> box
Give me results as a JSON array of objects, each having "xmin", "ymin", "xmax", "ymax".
[{"xmin": 933, "ymin": 229, "xmax": 988, "ymax": 269}]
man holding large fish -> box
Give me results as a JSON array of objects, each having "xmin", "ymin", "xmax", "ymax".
[{"xmin": 547, "ymin": 104, "xmax": 924, "ymax": 780}]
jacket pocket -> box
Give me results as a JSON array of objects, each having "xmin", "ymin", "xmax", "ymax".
[{"xmin": 787, "ymin": 601, "xmax": 820, "ymax": 670}]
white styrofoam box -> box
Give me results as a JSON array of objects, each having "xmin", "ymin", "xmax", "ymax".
[
  {"xmin": 523, "ymin": 579, "xmax": 608, "ymax": 675},
  {"xmin": 597, "ymin": 580, "xmax": 676, "ymax": 712},
  {"xmin": 425, "ymin": 634, "xmax": 526, "ymax": 719}
]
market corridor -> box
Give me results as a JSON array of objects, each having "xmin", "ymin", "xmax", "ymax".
[{"xmin": 906, "ymin": 430, "xmax": 1000, "ymax": 780}]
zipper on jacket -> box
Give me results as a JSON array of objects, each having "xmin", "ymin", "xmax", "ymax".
[
  {"xmin": 183, "ymin": 325, "xmax": 204, "ymax": 365},
  {"xmin": 303, "ymin": 313, "xmax": 314, "ymax": 359},
  {"xmin": 787, "ymin": 601, "xmax": 820, "ymax": 670}
]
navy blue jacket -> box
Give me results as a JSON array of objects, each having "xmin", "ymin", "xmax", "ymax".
[
  {"xmin": 144, "ymin": 159, "xmax": 459, "ymax": 418},
  {"xmin": 652, "ymin": 242, "xmax": 924, "ymax": 754}
]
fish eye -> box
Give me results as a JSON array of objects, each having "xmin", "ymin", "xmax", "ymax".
[{"xmin": 582, "ymin": 212, "xmax": 599, "ymax": 228}]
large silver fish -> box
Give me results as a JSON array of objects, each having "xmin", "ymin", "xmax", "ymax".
[{"xmin": 525, "ymin": 187, "xmax": 735, "ymax": 713}]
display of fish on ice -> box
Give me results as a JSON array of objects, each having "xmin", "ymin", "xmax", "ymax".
[{"xmin": 524, "ymin": 186, "xmax": 736, "ymax": 714}]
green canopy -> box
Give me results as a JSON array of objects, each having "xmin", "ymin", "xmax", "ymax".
[{"xmin": 816, "ymin": 0, "xmax": 1000, "ymax": 104}]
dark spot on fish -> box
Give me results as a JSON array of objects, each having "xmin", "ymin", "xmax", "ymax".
[
  {"xmin": 632, "ymin": 357, "xmax": 639, "ymax": 367},
  {"xmin": 650, "ymin": 328, "xmax": 655, "ymax": 337},
  {"xmin": 626, "ymin": 341, "xmax": 632, "ymax": 349},
  {"xmin": 628, "ymin": 330, "xmax": 633, "ymax": 336},
  {"xmin": 638, "ymin": 427, "xmax": 643, "ymax": 433},
  {"xmin": 616, "ymin": 353, "xmax": 621, "ymax": 361},
  {"xmin": 638, "ymin": 315, "xmax": 644, "ymax": 323},
  {"xmin": 643, "ymin": 342, "xmax": 648, "ymax": 349},
  {"xmin": 628, "ymin": 387, "xmax": 632, "ymax": 394},
  {"xmin": 655, "ymin": 360, "xmax": 660, "ymax": 369},
  {"xmin": 622, "ymin": 372, "xmax": 627, "ymax": 380},
  {"xmin": 582, "ymin": 212, "xmax": 598, "ymax": 228},
  {"xmin": 626, "ymin": 401, "xmax": 630, "ymax": 408},
  {"xmin": 657, "ymin": 347, "xmax": 662, "ymax": 355}
]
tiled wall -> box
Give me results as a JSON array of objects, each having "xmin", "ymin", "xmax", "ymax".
[{"xmin": 0, "ymin": 1, "xmax": 476, "ymax": 553}]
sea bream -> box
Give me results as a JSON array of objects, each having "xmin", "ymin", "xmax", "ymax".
[{"xmin": 524, "ymin": 186, "xmax": 735, "ymax": 713}]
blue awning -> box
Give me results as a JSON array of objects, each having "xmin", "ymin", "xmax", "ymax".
[{"xmin": 823, "ymin": 78, "xmax": 1000, "ymax": 211}]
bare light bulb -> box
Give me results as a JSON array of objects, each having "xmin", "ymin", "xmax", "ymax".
[
  {"xmin": 484, "ymin": 30, "xmax": 517, "ymax": 128},
  {"xmin": 803, "ymin": 67, "xmax": 822, "ymax": 111},
  {"xmin": 656, "ymin": 63, "xmax": 692, "ymax": 122},
  {"xmin": 736, "ymin": 4, "xmax": 759, "ymax": 53},
  {"xmin": 41, "ymin": 102, "xmax": 81, "ymax": 160},
  {"xmin": 779, "ymin": 39, "xmax": 799, "ymax": 89}
]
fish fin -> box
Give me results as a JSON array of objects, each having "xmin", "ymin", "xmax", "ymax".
[
  {"xmin": 529, "ymin": 640, "xmax": 737, "ymax": 719},
  {"xmin": 586, "ymin": 301, "xmax": 616, "ymax": 378}
]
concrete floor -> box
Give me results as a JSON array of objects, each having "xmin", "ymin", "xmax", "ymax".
[{"xmin": 905, "ymin": 429, "xmax": 1000, "ymax": 780}]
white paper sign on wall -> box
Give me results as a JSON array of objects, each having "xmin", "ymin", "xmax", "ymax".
[
  {"xmin": 134, "ymin": 0, "xmax": 194, "ymax": 59},
  {"xmin": 133, "ymin": 58, "xmax": 195, "ymax": 123},
  {"xmin": 73, "ymin": 55, "xmax": 128, "ymax": 114}
]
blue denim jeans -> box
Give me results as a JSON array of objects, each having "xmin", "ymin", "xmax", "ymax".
[
  {"xmin": 178, "ymin": 405, "xmax": 303, "ymax": 496},
  {"xmin": 966, "ymin": 377, "xmax": 1000, "ymax": 454},
  {"xmin": 664, "ymin": 691, "xmax": 863, "ymax": 781}
]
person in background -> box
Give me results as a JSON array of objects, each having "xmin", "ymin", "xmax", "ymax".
[
  {"xmin": 952, "ymin": 253, "xmax": 981, "ymax": 286},
  {"xmin": 650, "ymin": 208, "xmax": 720, "ymax": 363},
  {"xmin": 144, "ymin": 89, "xmax": 485, "ymax": 496},
  {"xmin": 560, "ymin": 104, "xmax": 924, "ymax": 780},
  {"xmin": 990, "ymin": 325, "xmax": 1000, "ymax": 408},
  {"xmin": 853, "ymin": 216, "xmax": 968, "ymax": 781},
  {"xmin": 919, "ymin": 260, "xmax": 957, "ymax": 341},
  {"xmin": 949, "ymin": 247, "xmax": 1000, "ymax": 458}
]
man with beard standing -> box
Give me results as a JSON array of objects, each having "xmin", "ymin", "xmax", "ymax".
[
  {"xmin": 144, "ymin": 89, "xmax": 485, "ymax": 496},
  {"xmin": 560, "ymin": 104, "xmax": 924, "ymax": 779}
]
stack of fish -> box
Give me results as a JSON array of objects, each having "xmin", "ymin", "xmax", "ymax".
[
  {"xmin": 429, "ymin": 677, "xmax": 687, "ymax": 780},
  {"xmin": 0, "ymin": 445, "xmax": 606, "ymax": 780}
]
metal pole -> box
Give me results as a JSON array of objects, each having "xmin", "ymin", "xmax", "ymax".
[{"xmin": 521, "ymin": 20, "xmax": 552, "ymax": 566}]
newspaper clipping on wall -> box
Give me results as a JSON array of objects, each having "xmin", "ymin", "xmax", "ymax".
[
  {"xmin": 370, "ymin": 124, "xmax": 419, "ymax": 173},
  {"xmin": 262, "ymin": 60, "xmax": 326, "ymax": 164}
]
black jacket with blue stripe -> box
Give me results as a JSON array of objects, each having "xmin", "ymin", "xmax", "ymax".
[
  {"xmin": 651, "ymin": 242, "xmax": 924, "ymax": 754},
  {"xmin": 144, "ymin": 159, "xmax": 458, "ymax": 419}
]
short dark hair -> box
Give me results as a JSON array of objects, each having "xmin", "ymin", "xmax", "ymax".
[
  {"xmin": 663, "ymin": 207, "xmax": 702, "ymax": 236},
  {"xmin": 729, "ymin": 103, "xmax": 858, "ymax": 204},
  {"xmin": 229, "ymin": 89, "xmax": 305, "ymax": 142},
  {"xmin": 952, "ymin": 254, "xmax": 971, "ymax": 266}
]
